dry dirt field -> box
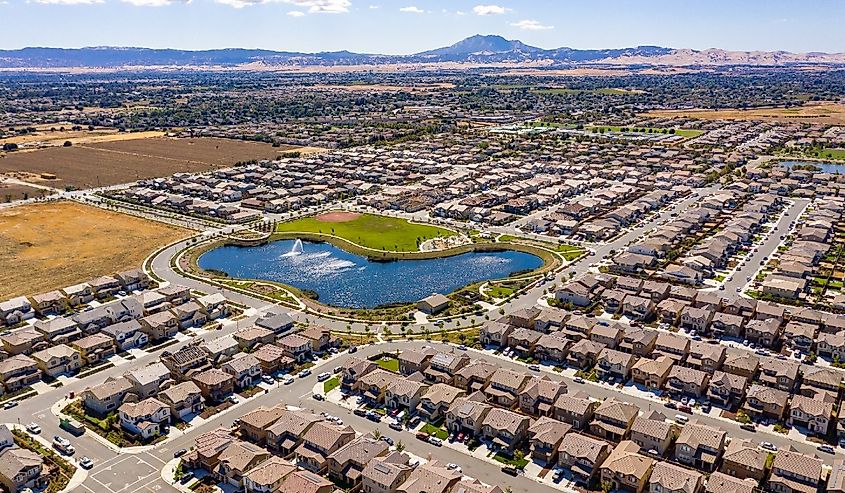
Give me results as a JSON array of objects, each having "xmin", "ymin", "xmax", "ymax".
[
  {"xmin": 642, "ymin": 102, "xmax": 845, "ymax": 125},
  {"xmin": 0, "ymin": 126, "xmax": 165, "ymax": 148},
  {"xmin": 0, "ymin": 201, "xmax": 187, "ymax": 299},
  {"xmin": 0, "ymin": 182, "xmax": 53, "ymax": 202},
  {"xmin": 0, "ymin": 137, "xmax": 295, "ymax": 189},
  {"xmin": 315, "ymin": 211, "xmax": 361, "ymax": 222}
]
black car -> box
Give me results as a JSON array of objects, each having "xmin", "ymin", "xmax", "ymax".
[
  {"xmin": 501, "ymin": 466, "xmax": 519, "ymax": 476},
  {"xmin": 348, "ymin": 346, "xmax": 358, "ymax": 353},
  {"xmin": 353, "ymin": 409, "xmax": 367, "ymax": 417},
  {"xmin": 380, "ymin": 436, "xmax": 394, "ymax": 446},
  {"xmin": 174, "ymin": 448, "xmax": 188, "ymax": 458}
]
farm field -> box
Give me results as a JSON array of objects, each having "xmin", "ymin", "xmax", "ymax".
[
  {"xmin": 641, "ymin": 102, "xmax": 845, "ymax": 125},
  {"xmin": 0, "ymin": 137, "xmax": 298, "ymax": 189},
  {"xmin": 0, "ymin": 182, "xmax": 54, "ymax": 202},
  {"xmin": 0, "ymin": 126, "xmax": 165, "ymax": 148},
  {"xmin": 275, "ymin": 212, "xmax": 456, "ymax": 252},
  {"xmin": 0, "ymin": 201, "xmax": 186, "ymax": 298}
]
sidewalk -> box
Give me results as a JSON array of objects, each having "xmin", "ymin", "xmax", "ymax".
[{"xmin": 4, "ymin": 423, "xmax": 89, "ymax": 493}]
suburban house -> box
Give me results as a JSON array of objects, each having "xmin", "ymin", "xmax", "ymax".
[
  {"xmin": 31, "ymin": 344, "xmax": 81, "ymax": 378},
  {"xmin": 158, "ymin": 381, "xmax": 203, "ymax": 420},
  {"xmin": 557, "ymin": 432, "xmax": 610, "ymax": 485},
  {"xmin": 294, "ymin": 421, "xmax": 356, "ymax": 473},
  {"xmin": 589, "ymin": 398, "xmax": 638, "ymax": 442},
  {"xmin": 599, "ymin": 440, "xmax": 655, "ymax": 493},
  {"xmin": 674, "ymin": 422, "xmax": 726, "ymax": 472},
  {"xmin": 192, "ymin": 368, "xmax": 235, "ymax": 403},
  {"xmin": 118, "ymin": 397, "xmax": 171, "ymax": 439},
  {"xmin": 767, "ymin": 450, "xmax": 822, "ymax": 493}
]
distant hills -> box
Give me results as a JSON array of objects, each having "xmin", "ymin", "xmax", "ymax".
[{"xmin": 1, "ymin": 35, "xmax": 844, "ymax": 69}]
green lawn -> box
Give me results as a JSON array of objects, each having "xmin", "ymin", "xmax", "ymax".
[
  {"xmin": 492, "ymin": 452, "xmax": 529, "ymax": 469},
  {"xmin": 323, "ymin": 376, "xmax": 340, "ymax": 393},
  {"xmin": 420, "ymin": 423, "xmax": 449, "ymax": 440},
  {"xmin": 487, "ymin": 285, "xmax": 515, "ymax": 298},
  {"xmin": 376, "ymin": 356, "xmax": 400, "ymax": 373},
  {"xmin": 275, "ymin": 213, "xmax": 455, "ymax": 252}
]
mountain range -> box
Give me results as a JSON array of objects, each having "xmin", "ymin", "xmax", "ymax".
[{"xmin": 1, "ymin": 35, "xmax": 844, "ymax": 69}]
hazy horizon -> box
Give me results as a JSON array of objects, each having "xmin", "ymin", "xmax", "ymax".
[{"xmin": 0, "ymin": 0, "xmax": 843, "ymax": 54}]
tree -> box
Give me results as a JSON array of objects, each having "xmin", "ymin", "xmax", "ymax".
[
  {"xmin": 395, "ymin": 440, "xmax": 405, "ymax": 452},
  {"xmin": 372, "ymin": 429, "xmax": 381, "ymax": 440}
]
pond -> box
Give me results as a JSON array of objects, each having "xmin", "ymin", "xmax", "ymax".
[
  {"xmin": 198, "ymin": 239, "xmax": 544, "ymax": 309},
  {"xmin": 780, "ymin": 160, "xmax": 845, "ymax": 174}
]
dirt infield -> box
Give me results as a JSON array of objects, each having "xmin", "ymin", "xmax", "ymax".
[
  {"xmin": 315, "ymin": 211, "xmax": 362, "ymax": 223},
  {"xmin": 0, "ymin": 137, "xmax": 296, "ymax": 190},
  {"xmin": 0, "ymin": 201, "xmax": 187, "ymax": 298}
]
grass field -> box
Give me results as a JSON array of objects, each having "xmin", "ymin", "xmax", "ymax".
[
  {"xmin": 0, "ymin": 137, "xmax": 296, "ymax": 190},
  {"xmin": 375, "ymin": 356, "xmax": 400, "ymax": 373},
  {"xmin": 641, "ymin": 102, "xmax": 845, "ymax": 125},
  {"xmin": 275, "ymin": 212, "xmax": 455, "ymax": 252},
  {"xmin": 420, "ymin": 423, "xmax": 449, "ymax": 440},
  {"xmin": 323, "ymin": 376, "xmax": 340, "ymax": 393},
  {"xmin": 0, "ymin": 201, "xmax": 186, "ymax": 298}
]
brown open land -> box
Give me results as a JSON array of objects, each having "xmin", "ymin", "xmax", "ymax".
[
  {"xmin": 641, "ymin": 102, "xmax": 845, "ymax": 125},
  {"xmin": 315, "ymin": 211, "xmax": 361, "ymax": 223},
  {"xmin": 1, "ymin": 125, "xmax": 165, "ymax": 148},
  {"xmin": 0, "ymin": 137, "xmax": 297, "ymax": 189},
  {"xmin": 0, "ymin": 201, "xmax": 187, "ymax": 299},
  {"xmin": 0, "ymin": 182, "xmax": 54, "ymax": 202}
]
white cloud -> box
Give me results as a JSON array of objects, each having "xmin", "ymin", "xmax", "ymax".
[
  {"xmin": 368, "ymin": 3, "xmax": 378, "ymax": 8},
  {"xmin": 399, "ymin": 5, "xmax": 423, "ymax": 13},
  {"xmin": 285, "ymin": 0, "xmax": 349, "ymax": 13},
  {"xmin": 214, "ymin": 0, "xmax": 349, "ymax": 11},
  {"xmin": 121, "ymin": 0, "xmax": 186, "ymax": 6},
  {"xmin": 30, "ymin": 0, "xmax": 104, "ymax": 5},
  {"xmin": 455, "ymin": 10, "xmax": 465, "ymax": 15},
  {"xmin": 287, "ymin": 9, "xmax": 304, "ymax": 15},
  {"xmin": 511, "ymin": 19, "xmax": 553, "ymax": 30},
  {"xmin": 472, "ymin": 4, "xmax": 509, "ymax": 15}
]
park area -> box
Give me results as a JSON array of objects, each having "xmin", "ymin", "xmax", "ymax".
[
  {"xmin": 0, "ymin": 136, "xmax": 296, "ymax": 190},
  {"xmin": 275, "ymin": 211, "xmax": 456, "ymax": 252},
  {"xmin": 0, "ymin": 201, "xmax": 187, "ymax": 298}
]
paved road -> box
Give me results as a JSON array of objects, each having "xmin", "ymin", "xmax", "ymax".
[{"xmin": 722, "ymin": 198, "xmax": 810, "ymax": 293}]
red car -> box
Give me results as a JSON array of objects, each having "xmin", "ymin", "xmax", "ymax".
[
  {"xmin": 678, "ymin": 405, "xmax": 692, "ymax": 413},
  {"xmin": 416, "ymin": 432, "xmax": 429, "ymax": 441},
  {"xmin": 457, "ymin": 433, "xmax": 465, "ymax": 442}
]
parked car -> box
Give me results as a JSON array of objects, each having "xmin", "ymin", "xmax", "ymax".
[
  {"xmin": 428, "ymin": 436, "xmax": 442, "ymax": 446},
  {"xmin": 348, "ymin": 346, "xmax": 358, "ymax": 353},
  {"xmin": 312, "ymin": 393, "xmax": 324, "ymax": 401},
  {"xmin": 818, "ymin": 444, "xmax": 835, "ymax": 454},
  {"xmin": 389, "ymin": 421, "xmax": 403, "ymax": 431},
  {"xmin": 573, "ymin": 377, "xmax": 585, "ymax": 384},
  {"xmin": 678, "ymin": 405, "xmax": 692, "ymax": 413},
  {"xmin": 298, "ymin": 369, "xmax": 312, "ymax": 378},
  {"xmin": 26, "ymin": 423, "xmax": 41, "ymax": 434},
  {"xmin": 174, "ymin": 448, "xmax": 188, "ymax": 458},
  {"xmin": 760, "ymin": 442, "xmax": 778, "ymax": 452},
  {"xmin": 528, "ymin": 364, "xmax": 540, "ymax": 371},
  {"xmin": 740, "ymin": 423, "xmax": 757, "ymax": 432},
  {"xmin": 380, "ymin": 436, "xmax": 394, "ymax": 446},
  {"xmin": 79, "ymin": 457, "xmax": 94, "ymax": 469},
  {"xmin": 317, "ymin": 372, "xmax": 331, "ymax": 382},
  {"xmin": 282, "ymin": 375, "xmax": 294, "ymax": 385},
  {"xmin": 354, "ymin": 409, "xmax": 367, "ymax": 417},
  {"xmin": 416, "ymin": 432, "xmax": 429, "ymax": 441},
  {"xmin": 261, "ymin": 375, "xmax": 275, "ymax": 384},
  {"xmin": 501, "ymin": 466, "xmax": 518, "ymax": 476},
  {"xmin": 227, "ymin": 395, "xmax": 239, "ymax": 404},
  {"xmin": 3, "ymin": 401, "xmax": 18, "ymax": 410}
]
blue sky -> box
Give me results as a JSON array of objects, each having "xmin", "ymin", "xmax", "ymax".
[{"xmin": 1, "ymin": 0, "xmax": 843, "ymax": 53}]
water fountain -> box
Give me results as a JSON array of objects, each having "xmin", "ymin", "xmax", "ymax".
[{"xmin": 289, "ymin": 239, "xmax": 304, "ymax": 255}]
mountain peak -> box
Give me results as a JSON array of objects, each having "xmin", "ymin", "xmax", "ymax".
[{"xmin": 417, "ymin": 34, "xmax": 542, "ymax": 57}]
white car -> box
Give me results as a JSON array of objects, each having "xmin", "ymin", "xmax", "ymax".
[
  {"xmin": 317, "ymin": 372, "xmax": 332, "ymax": 382},
  {"xmin": 282, "ymin": 375, "xmax": 294, "ymax": 385},
  {"xmin": 760, "ymin": 442, "xmax": 778, "ymax": 452},
  {"xmin": 26, "ymin": 423, "xmax": 41, "ymax": 434}
]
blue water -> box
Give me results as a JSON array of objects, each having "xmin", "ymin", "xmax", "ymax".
[
  {"xmin": 780, "ymin": 160, "xmax": 845, "ymax": 174},
  {"xmin": 198, "ymin": 240, "xmax": 544, "ymax": 308}
]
